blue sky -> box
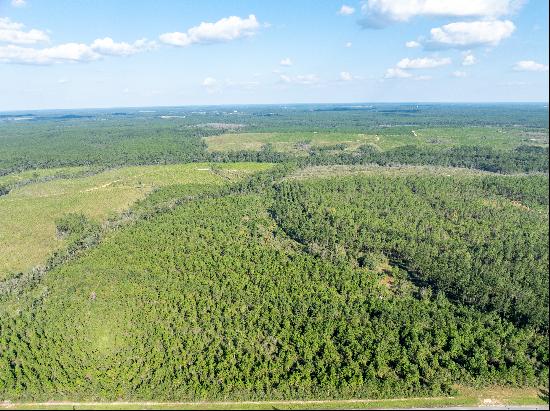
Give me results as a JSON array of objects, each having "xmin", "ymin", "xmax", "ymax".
[{"xmin": 0, "ymin": 0, "xmax": 548, "ymax": 110}]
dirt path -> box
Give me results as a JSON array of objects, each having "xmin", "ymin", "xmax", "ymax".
[{"xmin": 0, "ymin": 396, "xmax": 455, "ymax": 408}]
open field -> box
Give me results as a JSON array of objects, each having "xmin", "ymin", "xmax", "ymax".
[
  {"xmin": 0, "ymin": 166, "xmax": 92, "ymax": 189},
  {"xmin": 205, "ymin": 131, "xmax": 372, "ymax": 153},
  {"xmin": 204, "ymin": 127, "xmax": 549, "ymax": 153},
  {"xmin": 0, "ymin": 162, "xmax": 271, "ymax": 277}
]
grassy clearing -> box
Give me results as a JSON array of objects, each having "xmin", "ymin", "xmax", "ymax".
[
  {"xmin": 204, "ymin": 127, "xmax": 548, "ymax": 153},
  {"xmin": 0, "ymin": 166, "xmax": 91, "ymax": 188},
  {"xmin": 288, "ymin": 164, "xmax": 501, "ymax": 180},
  {"xmin": 204, "ymin": 132, "xmax": 372, "ymax": 153},
  {"xmin": 0, "ymin": 163, "xmax": 271, "ymax": 278},
  {"xmin": 1, "ymin": 386, "xmax": 546, "ymax": 409}
]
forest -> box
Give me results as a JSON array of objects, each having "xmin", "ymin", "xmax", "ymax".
[{"xmin": 0, "ymin": 104, "xmax": 548, "ymax": 403}]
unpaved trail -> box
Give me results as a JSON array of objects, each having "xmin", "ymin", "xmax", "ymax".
[
  {"xmin": 0, "ymin": 397, "xmax": 456, "ymax": 409},
  {"xmin": 82, "ymin": 179, "xmax": 122, "ymax": 192}
]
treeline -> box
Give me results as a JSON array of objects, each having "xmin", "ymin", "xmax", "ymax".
[
  {"xmin": 0, "ymin": 121, "xmax": 216, "ymax": 176},
  {"xmin": 203, "ymin": 144, "xmax": 549, "ymax": 174}
]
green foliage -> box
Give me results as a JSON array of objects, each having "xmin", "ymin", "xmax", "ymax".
[
  {"xmin": 271, "ymin": 174, "xmax": 549, "ymax": 329},
  {"xmin": 0, "ymin": 105, "xmax": 548, "ymax": 402},
  {"xmin": 0, "ymin": 120, "xmax": 213, "ymax": 175},
  {"xmin": 0, "ymin": 192, "xmax": 548, "ymax": 401}
]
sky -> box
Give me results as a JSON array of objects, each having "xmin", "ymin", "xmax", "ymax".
[{"xmin": 0, "ymin": 0, "xmax": 548, "ymax": 110}]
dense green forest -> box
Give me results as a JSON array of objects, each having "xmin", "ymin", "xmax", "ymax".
[
  {"xmin": 0, "ymin": 165, "xmax": 548, "ymax": 400},
  {"xmin": 1, "ymin": 104, "xmax": 548, "ymax": 176},
  {"xmin": 0, "ymin": 105, "xmax": 548, "ymax": 402}
]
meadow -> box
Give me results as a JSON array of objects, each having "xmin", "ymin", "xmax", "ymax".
[{"xmin": 204, "ymin": 126, "xmax": 547, "ymax": 154}]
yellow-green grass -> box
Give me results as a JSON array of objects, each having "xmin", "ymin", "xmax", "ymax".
[
  {"xmin": 204, "ymin": 127, "xmax": 548, "ymax": 153},
  {"xmin": 0, "ymin": 166, "xmax": 90, "ymax": 188},
  {"xmin": 0, "ymin": 163, "xmax": 271, "ymax": 278},
  {"xmin": 1, "ymin": 386, "xmax": 546, "ymax": 409},
  {"xmin": 287, "ymin": 164, "xmax": 514, "ymax": 181},
  {"xmin": 204, "ymin": 132, "xmax": 373, "ymax": 153}
]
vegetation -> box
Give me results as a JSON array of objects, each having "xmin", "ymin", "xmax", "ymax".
[
  {"xmin": 1, "ymin": 105, "xmax": 548, "ymax": 175},
  {"xmin": 0, "ymin": 163, "xmax": 271, "ymax": 277},
  {"xmin": 0, "ymin": 165, "xmax": 548, "ymax": 401},
  {"xmin": 0, "ymin": 104, "xmax": 548, "ymax": 404}
]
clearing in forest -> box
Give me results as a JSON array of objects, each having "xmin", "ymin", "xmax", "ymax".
[{"xmin": 0, "ymin": 162, "xmax": 271, "ymax": 278}]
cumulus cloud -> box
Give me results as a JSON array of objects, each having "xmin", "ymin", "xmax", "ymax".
[
  {"xmin": 462, "ymin": 51, "xmax": 476, "ymax": 65},
  {"xmin": 159, "ymin": 15, "xmax": 260, "ymax": 47},
  {"xmin": 513, "ymin": 60, "xmax": 549, "ymax": 72},
  {"xmin": 405, "ymin": 40, "xmax": 420, "ymax": 48},
  {"xmin": 384, "ymin": 67, "xmax": 412, "ymax": 79},
  {"xmin": 396, "ymin": 57, "xmax": 451, "ymax": 69},
  {"xmin": 0, "ymin": 17, "xmax": 50, "ymax": 45},
  {"xmin": 338, "ymin": 5, "xmax": 356, "ymax": 15},
  {"xmin": 452, "ymin": 70, "xmax": 467, "ymax": 77},
  {"xmin": 426, "ymin": 20, "xmax": 515, "ymax": 49},
  {"xmin": 345, "ymin": 41, "xmax": 353, "ymax": 48},
  {"xmin": 90, "ymin": 37, "xmax": 156, "ymax": 56},
  {"xmin": 280, "ymin": 57, "xmax": 292, "ymax": 66},
  {"xmin": 0, "ymin": 32, "xmax": 156, "ymax": 65},
  {"xmin": 359, "ymin": 0, "xmax": 524, "ymax": 28},
  {"xmin": 340, "ymin": 71, "xmax": 353, "ymax": 81},
  {"xmin": 11, "ymin": 0, "xmax": 27, "ymax": 7},
  {"xmin": 0, "ymin": 43, "xmax": 100, "ymax": 64}
]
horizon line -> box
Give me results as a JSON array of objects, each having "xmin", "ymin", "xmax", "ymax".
[{"xmin": 1, "ymin": 101, "xmax": 549, "ymax": 113}]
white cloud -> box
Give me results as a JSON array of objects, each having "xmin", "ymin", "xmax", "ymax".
[
  {"xmin": 57, "ymin": 78, "xmax": 69, "ymax": 84},
  {"xmin": 90, "ymin": 37, "xmax": 156, "ymax": 56},
  {"xmin": 405, "ymin": 40, "xmax": 420, "ymax": 48},
  {"xmin": 0, "ymin": 17, "xmax": 49, "ymax": 45},
  {"xmin": 279, "ymin": 74, "xmax": 292, "ymax": 83},
  {"xmin": 202, "ymin": 77, "xmax": 220, "ymax": 93},
  {"xmin": 452, "ymin": 70, "xmax": 467, "ymax": 77},
  {"xmin": 340, "ymin": 71, "xmax": 353, "ymax": 81},
  {"xmin": 462, "ymin": 52, "xmax": 476, "ymax": 65},
  {"xmin": 0, "ymin": 43, "xmax": 100, "ymax": 64},
  {"xmin": 224, "ymin": 79, "xmax": 261, "ymax": 90},
  {"xmin": 427, "ymin": 20, "xmax": 515, "ymax": 49},
  {"xmin": 338, "ymin": 5, "xmax": 356, "ymax": 15},
  {"xmin": 280, "ymin": 57, "xmax": 292, "ymax": 66},
  {"xmin": 202, "ymin": 77, "xmax": 218, "ymax": 87},
  {"xmin": 384, "ymin": 67, "xmax": 412, "ymax": 79},
  {"xmin": 159, "ymin": 14, "xmax": 260, "ymax": 47},
  {"xmin": 396, "ymin": 57, "xmax": 451, "ymax": 69},
  {"xmin": 279, "ymin": 73, "xmax": 320, "ymax": 85},
  {"xmin": 295, "ymin": 74, "xmax": 320, "ymax": 85},
  {"xmin": 359, "ymin": 0, "xmax": 524, "ymax": 27},
  {"xmin": 0, "ymin": 33, "xmax": 156, "ymax": 64},
  {"xmin": 513, "ymin": 60, "xmax": 549, "ymax": 72},
  {"xmin": 11, "ymin": 0, "xmax": 27, "ymax": 7},
  {"xmin": 345, "ymin": 41, "xmax": 353, "ymax": 48}
]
